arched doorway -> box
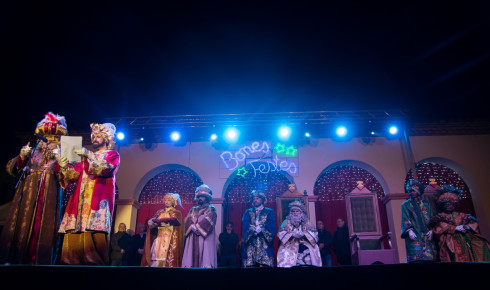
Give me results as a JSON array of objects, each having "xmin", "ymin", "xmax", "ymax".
[
  {"xmin": 314, "ymin": 162, "xmax": 390, "ymax": 265},
  {"xmin": 222, "ymin": 163, "xmax": 292, "ymax": 265},
  {"xmin": 405, "ymin": 161, "xmax": 475, "ymax": 215},
  {"xmin": 136, "ymin": 165, "xmax": 203, "ymax": 228}
]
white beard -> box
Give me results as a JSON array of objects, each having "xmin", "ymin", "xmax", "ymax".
[{"xmin": 290, "ymin": 215, "xmax": 303, "ymax": 228}]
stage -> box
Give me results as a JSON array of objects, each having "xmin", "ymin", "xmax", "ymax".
[{"xmin": 1, "ymin": 262, "xmax": 489, "ymax": 289}]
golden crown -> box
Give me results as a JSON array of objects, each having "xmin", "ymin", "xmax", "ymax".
[
  {"xmin": 34, "ymin": 112, "xmax": 67, "ymax": 143},
  {"xmin": 90, "ymin": 123, "xmax": 116, "ymax": 149}
]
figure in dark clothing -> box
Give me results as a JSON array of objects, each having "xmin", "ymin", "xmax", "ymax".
[
  {"xmin": 218, "ymin": 221, "xmax": 239, "ymax": 267},
  {"xmin": 316, "ymin": 220, "xmax": 333, "ymax": 267},
  {"xmin": 333, "ymin": 218, "xmax": 351, "ymax": 265},
  {"xmin": 110, "ymin": 223, "xmax": 132, "ymax": 266}
]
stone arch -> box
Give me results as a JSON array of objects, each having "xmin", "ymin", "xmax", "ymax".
[
  {"xmin": 134, "ymin": 164, "xmax": 202, "ymax": 201},
  {"xmin": 135, "ymin": 164, "xmax": 203, "ymax": 227},
  {"xmin": 405, "ymin": 157, "xmax": 477, "ymax": 216},
  {"xmin": 313, "ymin": 160, "xmax": 390, "ymax": 265},
  {"xmin": 315, "ymin": 160, "xmax": 390, "ymax": 198}
]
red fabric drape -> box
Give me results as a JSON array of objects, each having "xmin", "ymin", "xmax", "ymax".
[{"xmin": 313, "ymin": 165, "xmax": 390, "ymax": 265}]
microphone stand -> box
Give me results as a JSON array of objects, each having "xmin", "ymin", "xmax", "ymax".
[{"xmin": 15, "ymin": 135, "xmax": 44, "ymax": 189}]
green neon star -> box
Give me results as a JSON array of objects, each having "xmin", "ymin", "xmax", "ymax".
[
  {"xmin": 274, "ymin": 143, "xmax": 286, "ymax": 154},
  {"xmin": 285, "ymin": 145, "xmax": 298, "ymax": 156},
  {"xmin": 237, "ymin": 166, "xmax": 248, "ymax": 177}
]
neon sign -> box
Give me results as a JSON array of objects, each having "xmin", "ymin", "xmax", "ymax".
[
  {"xmin": 274, "ymin": 143, "xmax": 298, "ymax": 156},
  {"xmin": 220, "ymin": 141, "xmax": 298, "ymax": 177}
]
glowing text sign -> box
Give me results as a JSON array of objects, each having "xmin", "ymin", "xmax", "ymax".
[{"xmin": 220, "ymin": 141, "xmax": 298, "ymax": 177}]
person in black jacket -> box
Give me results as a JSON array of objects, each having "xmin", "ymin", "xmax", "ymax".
[
  {"xmin": 110, "ymin": 223, "xmax": 132, "ymax": 266},
  {"xmin": 333, "ymin": 218, "xmax": 351, "ymax": 265},
  {"xmin": 316, "ymin": 220, "xmax": 333, "ymax": 267},
  {"xmin": 218, "ymin": 221, "xmax": 239, "ymax": 267}
]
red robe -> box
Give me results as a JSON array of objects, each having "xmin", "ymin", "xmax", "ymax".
[{"xmin": 58, "ymin": 149, "xmax": 119, "ymax": 234}]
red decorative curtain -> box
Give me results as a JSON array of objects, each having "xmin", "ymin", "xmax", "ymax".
[
  {"xmin": 405, "ymin": 162, "xmax": 475, "ymax": 215},
  {"xmin": 314, "ymin": 165, "xmax": 389, "ymax": 265},
  {"xmin": 136, "ymin": 169, "xmax": 203, "ymax": 232}
]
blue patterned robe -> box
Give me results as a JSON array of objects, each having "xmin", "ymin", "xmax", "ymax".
[{"xmin": 241, "ymin": 207, "xmax": 276, "ymax": 267}]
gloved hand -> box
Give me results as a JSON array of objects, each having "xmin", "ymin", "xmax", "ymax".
[
  {"xmin": 425, "ymin": 230, "xmax": 433, "ymax": 240},
  {"xmin": 147, "ymin": 219, "xmax": 154, "ymax": 227},
  {"xmin": 74, "ymin": 147, "xmax": 90, "ymax": 157},
  {"xmin": 20, "ymin": 142, "xmax": 32, "ymax": 158},
  {"xmin": 255, "ymin": 225, "xmax": 262, "ymax": 234},
  {"xmin": 408, "ymin": 229, "xmax": 417, "ymax": 240},
  {"xmin": 455, "ymin": 225, "xmax": 466, "ymax": 232},
  {"xmin": 293, "ymin": 231, "xmax": 304, "ymax": 239},
  {"xmin": 56, "ymin": 155, "xmax": 69, "ymax": 169}
]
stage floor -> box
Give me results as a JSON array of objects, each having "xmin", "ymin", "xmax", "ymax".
[{"xmin": 1, "ymin": 262, "xmax": 489, "ymax": 289}]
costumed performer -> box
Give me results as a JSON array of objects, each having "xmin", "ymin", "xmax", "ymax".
[
  {"xmin": 401, "ymin": 179, "xmax": 437, "ymax": 262},
  {"xmin": 182, "ymin": 184, "xmax": 217, "ymax": 268},
  {"xmin": 57, "ymin": 122, "xmax": 120, "ymax": 265},
  {"xmin": 241, "ymin": 190, "xmax": 276, "ymax": 267},
  {"xmin": 277, "ymin": 199, "xmax": 321, "ymax": 267},
  {"xmin": 0, "ymin": 112, "xmax": 67, "ymax": 265},
  {"xmin": 141, "ymin": 193, "xmax": 184, "ymax": 267},
  {"xmin": 429, "ymin": 185, "xmax": 490, "ymax": 262}
]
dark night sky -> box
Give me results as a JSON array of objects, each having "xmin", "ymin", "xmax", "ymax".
[{"xmin": 2, "ymin": 0, "xmax": 490, "ymax": 134}]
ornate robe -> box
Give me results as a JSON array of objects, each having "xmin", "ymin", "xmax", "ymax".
[
  {"xmin": 141, "ymin": 207, "xmax": 184, "ymax": 267},
  {"xmin": 57, "ymin": 149, "xmax": 119, "ymax": 265},
  {"xmin": 58, "ymin": 149, "xmax": 119, "ymax": 234},
  {"xmin": 400, "ymin": 197, "xmax": 437, "ymax": 262},
  {"xmin": 241, "ymin": 207, "xmax": 276, "ymax": 267},
  {"xmin": 182, "ymin": 204, "xmax": 217, "ymax": 268},
  {"xmin": 430, "ymin": 212, "xmax": 490, "ymax": 262},
  {"xmin": 0, "ymin": 146, "xmax": 62, "ymax": 265},
  {"xmin": 277, "ymin": 219, "xmax": 322, "ymax": 268}
]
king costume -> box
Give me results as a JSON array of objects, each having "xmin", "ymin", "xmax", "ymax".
[
  {"xmin": 429, "ymin": 185, "xmax": 490, "ymax": 262},
  {"xmin": 57, "ymin": 123, "xmax": 120, "ymax": 265},
  {"xmin": 141, "ymin": 193, "xmax": 184, "ymax": 267},
  {"xmin": 182, "ymin": 184, "xmax": 218, "ymax": 268},
  {"xmin": 0, "ymin": 112, "xmax": 67, "ymax": 265},
  {"xmin": 277, "ymin": 199, "xmax": 322, "ymax": 268},
  {"xmin": 401, "ymin": 180, "xmax": 437, "ymax": 262},
  {"xmin": 241, "ymin": 191, "xmax": 276, "ymax": 267}
]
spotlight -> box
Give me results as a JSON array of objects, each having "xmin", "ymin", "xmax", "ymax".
[
  {"xmin": 305, "ymin": 132, "xmax": 311, "ymax": 138},
  {"xmin": 335, "ymin": 126, "xmax": 348, "ymax": 138},
  {"xmin": 388, "ymin": 126, "xmax": 399, "ymax": 135},
  {"xmin": 139, "ymin": 137, "xmax": 145, "ymax": 142},
  {"xmin": 170, "ymin": 131, "xmax": 181, "ymax": 142},
  {"xmin": 224, "ymin": 127, "xmax": 239, "ymax": 143},
  {"xmin": 210, "ymin": 133, "xmax": 218, "ymax": 141},
  {"xmin": 277, "ymin": 125, "xmax": 292, "ymax": 141},
  {"xmin": 116, "ymin": 132, "xmax": 125, "ymax": 141}
]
